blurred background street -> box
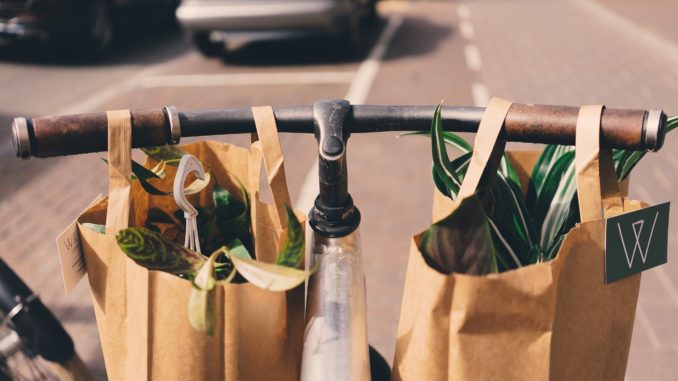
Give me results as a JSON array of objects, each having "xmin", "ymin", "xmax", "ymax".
[{"xmin": 1, "ymin": 0, "xmax": 678, "ymax": 379}]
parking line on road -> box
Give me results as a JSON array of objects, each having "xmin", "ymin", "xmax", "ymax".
[
  {"xmin": 652, "ymin": 167, "xmax": 672, "ymax": 190},
  {"xmin": 471, "ymin": 83, "xmax": 490, "ymax": 107},
  {"xmin": 294, "ymin": 16, "xmax": 403, "ymax": 214},
  {"xmin": 464, "ymin": 44, "xmax": 482, "ymax": 71},
  {"xmin": 139, "ymin": 71, "xmax": 357, "ymax": 88},
  {"xmin": 344, "ymin": 16, "xmax": 403, "ymax": 105},
  {"xmin": 456, "ymin": 4, "xmax": 471, "ymax": 20},
  {"xmin": 460, "ymin": 21, "xmax": 475, "ymax": 40},
  {"xmin": 636, "ymin": 303, "xmax": 663, "ymax": 350}
]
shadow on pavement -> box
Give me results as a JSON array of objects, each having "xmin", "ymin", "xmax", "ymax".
[
  {"xmin": 216, "ymin": 15, "xmax": 452, "ymax": 67},
  {"xmin": 385, "ymin": 15, "xmax": 454, "ymax": 61},
  {"xmin": 0, "ymin": 20, "xmax": 189, "ymax": 67}
]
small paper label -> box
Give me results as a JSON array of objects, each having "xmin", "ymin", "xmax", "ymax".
[
  {"xmin": 56, "ymin": 221, "xmax": 87, "ymax": 295},
  {"xmin": 605, "ymin": 202, "xmax": 670, "ymax": 284},
  {"xmin": 56, "ymin": 195, "xmax": 104, "ymax": 295}
]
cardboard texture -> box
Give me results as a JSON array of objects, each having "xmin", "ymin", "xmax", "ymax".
[
  {"xmin": 393, "ymin": 99, "xmax": 642, "ymax": 381},
  {"xmin": 77, "ymin": 107, "xmax": 304, "ymax": 380}
]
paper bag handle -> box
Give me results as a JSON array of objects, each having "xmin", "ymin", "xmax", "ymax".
[
  {"xmin": 104, "ymin": 110, "xmax": 133, "ymax": 234},
  {"xmin": 457, "ymin": 97, "xmax": 513, "ymax": 200},
  {"xmin": 249, "ymin": 106, "xmax": 293, "ymax": 229},
  {"xmin": 575, "ymin": 105, "xmax": 624, "ymax": 222}
]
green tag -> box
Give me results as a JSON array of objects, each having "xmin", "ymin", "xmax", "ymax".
[{"xmin": 605, "ymin": 202, "xmax": 670, "ymax": 284}]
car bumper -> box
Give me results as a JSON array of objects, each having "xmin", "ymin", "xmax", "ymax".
[
  {"xmin": 176, "ymin": 1, "xmax": 346, "ymax": 32},
  {"xmin": 0, "ymin": 21, "xmax": 49, "ymax": 41}
]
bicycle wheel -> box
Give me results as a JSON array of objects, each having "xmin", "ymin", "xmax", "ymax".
[{"xmin": 0, "ymin": 318, "xmax": 60, "ymax": 381}]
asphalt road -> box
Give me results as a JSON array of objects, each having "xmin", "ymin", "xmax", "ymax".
[{"xmin": 1, "ymin": 0, "xmax": 678, "ymax": 379}]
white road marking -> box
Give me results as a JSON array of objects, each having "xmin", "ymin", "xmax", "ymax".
[
  {"xmin": 651, "ymin": 167, "xmax": 672, "ymax": 190},
  {"xmin": 464, "ymin": 44, "xmax": 482, "ymax": 71},
  {"xmin": 295, "ymin": 16, "xmax": 401, "ymax": 272},
  {"xmin": 577, "ymin": 0, "xmax": 678, "ymax": 65},
  {"xmin": 296, "ymin": 15, "xmax": 403, "ymax": 212},
  {"xmin": 456, "ymin": 4, "xmax": 471, "ymax": 20},
  {"xmin": 0, "ymin": 53, "xmax": 192, "ymax": 158},
  {"xmin": 636, "ymin": 303, "xmax": 662, "ymax": 350},
  {"xmin": 139, "ymin": 71, "xmax": 356, "ymax": 88},
  {"xmin": 634, "ymin": 185, "xmax": 655, "ymax": 204},
  {"xmin": 54, "ymin": 59, "xmax": 189, "ymax": 115},
  {"xmin": 460, "ymin": 20, "xmax": 475, "ymax": 40},
  {"xmin": 344, "ymin": 16, "xmax": 403, "ymax": 105},
  {"xmin": 471, "ymin": 83, "xmax": 490, "ymax": 107}
]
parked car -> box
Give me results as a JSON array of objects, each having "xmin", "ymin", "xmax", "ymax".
[
  {"xmin": 0, "ymin": 0, "xmax": 179, "ymax": 54},
  {"xmin": 176, "ymin": 0, "xmax": 377, "ymax": 57}
]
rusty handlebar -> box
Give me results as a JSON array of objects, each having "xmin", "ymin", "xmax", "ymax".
[{"xmin": 11, "ymin": 103, "xmax": 666, "ymax": 159}]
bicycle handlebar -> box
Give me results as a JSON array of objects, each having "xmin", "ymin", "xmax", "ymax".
[{"xmin": 12, "ymin": 102, "xmax": 666, "ymax": 159}]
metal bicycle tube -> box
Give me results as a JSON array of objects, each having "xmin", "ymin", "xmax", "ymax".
[
  {"xmin": 302, "ymin": 99, "xmax": 370, "ymax": 381},
  {"xmin": 12, "ymin": 104, "xmax": 667, "ymax": 158}
]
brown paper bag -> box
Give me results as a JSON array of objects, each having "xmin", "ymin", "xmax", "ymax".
[
  {"xmin": 78, "ymin": 107, "xmax": 304, "ymax": 381},
  {"xmin": 393, "ymin": 99, "xmax": 642, "ymax": 381}
]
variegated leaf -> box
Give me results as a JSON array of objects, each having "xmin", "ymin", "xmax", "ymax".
[{"xmin": 116, "ymin": 228, "xmax": 205, "ymax": 277}]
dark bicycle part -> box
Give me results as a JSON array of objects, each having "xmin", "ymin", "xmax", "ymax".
[
  {"xmin": 369, "ymin": 345, "xmax": 391, "ymax": 381},
  {"xmin": 0, "ymin": 258, "xmax": 74, "ymax": 364},
  {"xmin": 12, "ymin": 103, "xmax": 666, "ymax": 159},
  {"xmin": 309, "ymin": 99, "xmax": 361, "ymax": 238}
]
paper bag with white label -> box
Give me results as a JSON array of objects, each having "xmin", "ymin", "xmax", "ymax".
[
  {"xmin": 394, "ymin": 101, "xmax": 647, "ymax": 381},
  {"xmin": 76, "ymin": 108, "xmax": 304, "ymax": 381}
]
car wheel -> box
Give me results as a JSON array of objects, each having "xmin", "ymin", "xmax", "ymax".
[
  {"xmin": 192, "ymin": 32, "xmax": 224, "ymax": 57},
  {"xmin": 83, "ymin": 1, "xmax": 114, "ymax": 55}
]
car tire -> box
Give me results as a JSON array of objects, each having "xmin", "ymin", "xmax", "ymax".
[
  {"xmin": 83, "ymin": 1, "xmax": 114, "ymax": 55},
  {"xmin": 338, "ymin": 12, "xmax": 363, "ymax": 53},
  {"xmin": 365, "ymin": 0, "xmax": 379, "ymax": 25},
  {"xmin": 192, "ymin": 32, "xmax": 224, "ymax": 57}
]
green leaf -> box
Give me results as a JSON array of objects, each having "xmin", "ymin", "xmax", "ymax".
[
  {"xmin": 431, "ymin": 103, "xmax": 464, "ymax": 198},
  {"xmin": 486, "ymin": 218, "xmax": 523, "ymax": 271},
  {"xmin": 487, "ymin": 173, "xmax": 538, "ymax": 267},
  {"xmin": 188, "ymin": 248, "xmax": 220, "ymax": 335},
  {"xmin": 432, "ymin": 165, "xmax": 452, "ymax": 198},
  {"xmin": 82, "ymin": 223, "xmax": 106, "ymax": 234},
  {"xmin": 101, "ymin": 158, "xmax": 169, "ymax": 195},
  {"xmin": 116, "ymin": 228, "xmax": 205, "ymax": 277},
  {"xmin": 213, "ymin": 185, "xmax": 251, "ymax": 244},
  {"xmin": 527, "ymin": 145, "xmax": 574, "ymax": 212},
  {"xmin": 142, "ymin": 145, "xmax": 187, "ymax": 162},
  {"xmin": 230, "ymin": 249, "xmax": 310, "ymax": 292},
  {"xmin": 275, "ymin": 205, "xmax": 304, "ymax": 268},
  {"xmin": 418, "ymin": 195, "xmax": 498, "ymax": 275},
  {"xmin": 535, "ymin": 152, "xmax": 577, "ymax": 249},
  {"xmin": 405, "ymin": 129, "xmax": 473, "ymax": 153},
  {"xmin": 499, "ymin": 154, "xmax": 521, "ymax": 189}
]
